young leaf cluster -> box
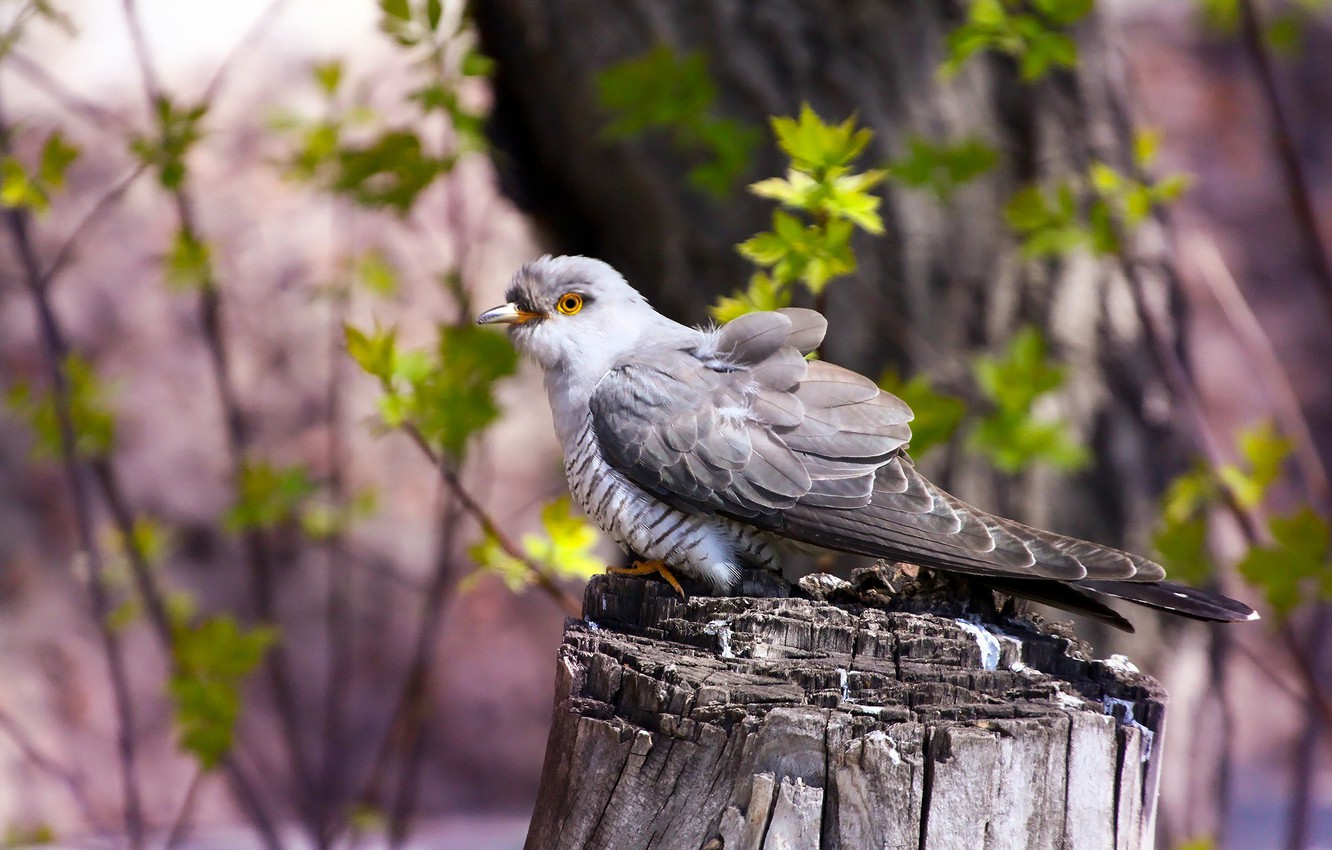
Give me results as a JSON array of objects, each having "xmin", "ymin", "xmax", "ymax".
[
  {"xmin": 968, "ymin": 327, "xmax": 1090, "ymax": 471},
  {"xmin": 888, "ymin": 136, "xmax": 999, "ymax": 201},
  {"xmin": 1153, "ymin": 421, "xmax": 1331, "ymax": 617},
  {"xmin": 596, "ymin": 44, "xmax": 758, "ymax": 198},
  {"xmin": 281, "ymin": 2, "xmax": 491, "ymax": 216},
  {"xmin": 1198, "ymin": 0, "xmax": 1328, "ymax": 56},
  {"xmin": 942, "ymin": 0, "xmax": 1093, "ymax": 81},
  {"xmin": 467, "ymin": 497, "xmax": 603, "ymax": 590},
  {"xmin": 0, "ymin": 131, "xmax": 80, "ymax": 214},
  {"xmin": 345, "ymin": 322, "xmax": 519, "ymax": 461},
  {"xmin": 877, "ymin": 370, "xmax": 967, "ymax": 459},
  {"xmin": 168, "ymin": 614, "xmax": 276, "ymax": 770},
  {"xmin": 715, "ymin": 106, "xmax": 886, "ymax": 322},
  {"xmin": 6, "ymin": 354, "xmax": 115, "ymax": 459},
  {"xmin": 1006, "ymin": 129, "xmax": 1192, "ymax": 257}
]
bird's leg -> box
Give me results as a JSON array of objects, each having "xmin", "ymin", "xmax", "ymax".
[{"xmin": 607, "ymin": 559, "xmax": 686, "ymax": 598}]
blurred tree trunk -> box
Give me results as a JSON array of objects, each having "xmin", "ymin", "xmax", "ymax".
[
  {"xmin": 473, "ymin": 0, "xmax": 1225, "ymax": 843},
  {"xmin": 473, "ymin": 0, "xmax": 1188, "ymax": 556}
]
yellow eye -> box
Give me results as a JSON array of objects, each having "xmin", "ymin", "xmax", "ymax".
[{"xmin": 556, "ymin": 292, "xmax": 584, "ymax": 315}]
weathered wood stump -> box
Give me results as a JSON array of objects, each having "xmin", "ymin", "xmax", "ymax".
[{"xmin": 526, "ymin": 567, "xmax": 1166, "ymax": 850}]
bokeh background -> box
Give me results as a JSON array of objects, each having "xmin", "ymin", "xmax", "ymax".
[{"xmin": 0, "ymin": 0, "xmax": 1330, "ymax": 848}]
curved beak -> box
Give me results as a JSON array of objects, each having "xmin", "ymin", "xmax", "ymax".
[{"xmin": 476, "ymin": 302, "xmax": 542, "ymax": 325}]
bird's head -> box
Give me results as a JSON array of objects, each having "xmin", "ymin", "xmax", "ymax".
[{"xmin": 477, "ymin": 255, "xmax": 662, "ymax": 373}]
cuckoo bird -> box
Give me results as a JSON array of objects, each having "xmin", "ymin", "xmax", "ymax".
[{"xmin": 478, "ymin": 255, "xmax": 1257, "ymax": 630}]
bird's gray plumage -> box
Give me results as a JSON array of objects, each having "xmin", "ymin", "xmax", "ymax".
[{"xmin": 479, "ymin": 255, "xmax": 1257, "ymax": 628}]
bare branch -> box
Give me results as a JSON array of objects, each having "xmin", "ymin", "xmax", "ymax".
[
  {"xmin": 0, "ymin": 705, "xmax": 108, "ymax": 834},
  {"xmin": 41, "ymin": 164, "xmax": 148, "ymax": 287},
  {"xmin": 0, "ymin": 87, "xmax": 146, "ymax": 850},
  {"xmin": 1236, "ymin": 0, "xmax": 1332, "ymax": 330},
  {"xmin": 7, "ymin": 52, "xmax": 133, "ymax": 134},
  {"xmin": 1184, "ymin": 233, "xmax": 1331, "ymax": 510},
  {"xmin": 200, "ymin": 0, "xmax": 292, "ymax": 105},
  {"xmin": 402, "ymin": 423, "xmax": 582, "ymax": 616}
]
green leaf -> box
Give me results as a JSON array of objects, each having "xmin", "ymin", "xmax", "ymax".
[
  {"xmin": 407, "ymin": 324, "xmax": 520, "ymax": 459},
  {"xmin": 329, "ymin": 130, "xmax": 450, "ymax": 214},
  {"xmin": 164, "ymin": 229, "xmax": 212, "ymax": 291},
  {"xmin": 0, "ymin": 157, "xmax": 47, "ymax": 212},
  {"xmin": 597, "ymin": 44, "xmax": 717, "ymax": 138},
  {"xmin": 312, "ymin": 60, "xmax": 343, "ymax": 96},
  {"xmin": 889, "ymin": 136, "xmax": 999, "ymax": 201},
  {"xmin": 1133, "ymin": 129, "xmax": 1160, "ymax": 169},
  {"xmin": 1235, "ymin": 420, "xmax": 1291, "ymax": 505},
  {"xmin": 225, "ymin": 461, "xmax": 316, "ymax": 532},
  {"xmin": 877, "ymin": 370, "xmax": 966, "ymax": 458},
  {"xmin": 1161, "ymin": 465, "xmax": 1218, "ymax": 523},
  {"xmin": 941, "ymin": 0, "xmax": 1089, "ymax": 81},
  {"xmin": 1153, "ymin": 513, "xmax": 1212, "ymax": 586},
  {"xmin": 379, "ymin": 0, "xmax": 411, "ymax": 22},
  {"xmin": 3, "ymin": 824, "xmax": 56, "ymax": 848},
  {"xmin": 1005, "ymin": 183, "xmax": 1088, "ymax": 257},
  {"xmin": 596, "ymin": 45, "xmax": 754, "ymax": 197},
  {"xmin": 709, "ymin": 273, "xmax": 791, "ymax": 322},
  {"xmin": 344, "ymin": 322, "xmax": 398, "ymax": 383},
  {"xmin": 523, "ymin": 497, "xmax": 603, "ymax": 578},
  {"xmin": 968, "ymin": 327, "xmax": 1088, "ymax": 472},
  {"xmin": 460, "ymin": 46, "xmax": 496, "ymax": 78},
  {"xmin": 1237, "ymin": 507, "xmax": 1331, "ymax": 617},
  {"xmin": 6, "ymin": 353, "xmax": 116, "ymax": 458},
  {"xmin": 769, "ymin": 104, "xmax": 873, "ymax": 177},
  {"xmin": 468, "ymin": 497, "xmax": 602, "ymax": 590},
  {"xmin": 169, "ymin": 614, "xmax": 276, "ymax": 769},
  {"xmin": 355, "ymin": 248, "xmax": 399, "ymax": 296},
  {"xmin": 130, "ymin": 96, "xmax": 207, "ymax": 189},
  {"xmin": 38, "ymin": 131, "xmax": 80, "ymax": 189}
]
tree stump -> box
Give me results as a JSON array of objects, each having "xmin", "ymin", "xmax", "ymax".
[{"xmin": 525, "ymin": 568, "xmax": 1166, "ymax": 850}]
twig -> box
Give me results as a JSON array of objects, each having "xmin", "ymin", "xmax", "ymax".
[
  {"xmin": 7, "ymin": 52, "xmax": 133, "ymax": 134},
  {"xmin": 40, "ymin": 164, "xmax": 149, "ymax": 287},
  {"xmin": 162, "ymin": 768, "xmax": 206, "ymax": 850},
  {"xmin": 402, "ymin": 423, "xmax": 581, "ymax": 616},
  {"xmin": 0, "ymin": 89, "xmax": 147, "ymax": 849},
  {"xmin": 200, "ymin": 0, "xmax": 291, "ymax": 105},
  {"xmin": 317, "ymin": 207, "xmax": 354, "ymax": 850},
  {"xmin": 1184, "ymin": 233, "xmax": 1331, "ymax": 509},
  {"xmin": 1235, "ymin": 0, "xmax": 1332, "ymax": 329},
  {"xmin": 118, "ymin": 0, "xmax": 320, "ymax": 826},
  {"xmin": 385, "ymin": 495, "xmax": 465, "ymax": 847},
  {"xmin": 0, "ymin": 705, "xmax": 107, "ymax": 833},
  {"xmin": 1282, "ymin": 612, "xmax": 1331, "ymax": 850}
]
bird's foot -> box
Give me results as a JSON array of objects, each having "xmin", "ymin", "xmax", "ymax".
[{"xmin": 607, "ymin": 560, "xmax": 686, "ymax": 598}]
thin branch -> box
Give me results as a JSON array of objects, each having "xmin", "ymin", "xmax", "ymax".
[
  {"xmin": 200, "ymin": 0, "xmax": 291, "ymax": 105},
  {"xmin": 162, "ymin": 768, "xmax": 206, "ymax": 850},
  {"xmin": 6, "ymin": 53, "xmax": 133, "ymax": 134},
  {"xmin": 118, "ymin": 0, "xmax": 320, "ymax": 825},
  {"xmin": 385, "ymin": 495, "xmax": 465, "ymax": 847},
  {"xmin": 317, "ymin": 207, "xmax": 354, "ymax": 850},
  {"xmin": 0, "ymin": 88, "xmax": 146, "ymax": 850},
  {"xmin": 1184, "ymin": 233, "xmax": 1330, "ymax": 510},
  {"xmin": 0, "ymin": 705, "xmax": 107, "ymax": 833},
  {"xmin": 402, "ymin": 423, "xmax": 581, "ymax": 616},
  {"xmin": 1236, "ymin": 0, "xmax": 1332, "ymax": 330},
  {"xmin": 40, "ymin": 164, "xmax": 149, "ymax": 287}
]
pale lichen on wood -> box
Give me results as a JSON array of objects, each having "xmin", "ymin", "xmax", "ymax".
[{"xmin": 525, "ymin": 567, "xmax": 1165, "ymax": 850}]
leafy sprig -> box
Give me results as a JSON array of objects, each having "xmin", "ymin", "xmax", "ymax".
[
  {"xmin": 1007, "ymin": 129, "xmax": 1192, "ymax": 257},
  {"xmin": 597, "ymin": 44, "xmax": 759, "ymax": 198},
  {"xmin": 715, "ymin": 105, "xmax": 886, "ymax": 321},
  {"xmin": 942, "ymin": 0, "xmax": 1093, "ymax": 81}
]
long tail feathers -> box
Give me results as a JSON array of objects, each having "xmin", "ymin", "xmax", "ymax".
[{"xmin": 1077, "ymin": 579, "xmax": 1260, "ymax": 623}]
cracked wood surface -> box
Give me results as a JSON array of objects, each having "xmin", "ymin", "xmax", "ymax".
[{"xmin": 524, "ymin": 570, "xmax": 1165, "ymax": 850}]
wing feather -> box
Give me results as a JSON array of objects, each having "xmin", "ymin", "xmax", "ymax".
[{"xmin": 588, "ymin": 308, "xmax": 1162, "ymax": 585}]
